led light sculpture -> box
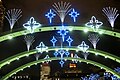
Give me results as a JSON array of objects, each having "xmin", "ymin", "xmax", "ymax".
[
  {"xmin": 45, "ymin": 1, "xmax": 79, "ymax": 25},
  {"xmin": 85, "ymin": 16, "xmax": 103, "ymax": 32},
  {"xmin": 114, "ymin": 67, "xmax": 120, "ymax": 73},
  {"xmin": 44, "ymin": 55, "xmax": 51, "ymax": 63},
  {"xmin": 102, "ymin": 7, "xmax": 119, "ymax": 28},
  {"xmin": 77, "ymin": 41, "xmax": 89, "ymax": 53},
  {"xmin": 88, "ymin": 34, "xmax": 100, "ymax": 49},
  {"xmin": 81, "ymin": 74, "xmax": 100, "ymax": 80},
  {"xmin": 77, "ymin": 41, "xmax": 89, "ymax": 59},
  {"xmin": 65, "ymin": 51, "xmax": 70, "ymax": 57},
  {"xmin": 36, "ymin": 42, "xmax": 48, "ymax": 53},
  {"xmin": 54, "ymin": 51, "xmax": 58, "ymax": 57},
  {"xmin": 66, "ymin": 36, "xmax": 73, "ymax": 46},
  {"xmin": 51, "ymin": 36, "xmax": 57, "ymax": 47},
  {"xmin": 73, "ymin": 54, "xmax": 79, "ymax": 63},
  {"xmin": 81, "ymin": 76, "xmax": 88, "ymax": 80},
  {"xmin": 104, "ymin": 67, "xmax": 120, "ymax": 80},
  {"xmin": 49, "ymin": 25, "xmax": 73, "ymax": 67},
  {"xmin": 59, "ymin": 60, "xmax": 65, "ymax": 67},
  {"xmin": 45, "ymin": 9, "xmax": 56, "ymax": 23},
  {"xmin": 24, "ymin": 35, "xmax": 35, "ymax": 51},
  {"xmin": 89, "ymin": 74, "xmax": 100, "ymax": 80},
  {"xmin": 81, "ymin": 52, "xmax": 89, "ymax": 60},
  {"xmin": 23, "ymin": 17, "xmax": 41, "ymax": 33},
  {"xmin": 111, "ymin": 67, "xmax": 120, "ymax": 80},
  {"xmin": 104, "ymin": 72, "xmax": 111, "ymax": 79},
  {"xmin": 69, "ymin": 9, "xmax": 80, "ymax": 22},
  {"xmin": 55, "ymin": 49, "xmax": 70, "ymax": 67},
  {"xmin": 57, "ymin": 27, "xmax": 68, "ymax": 42},
  {"xmin": 52, "ymin": 1, "xmax": 72, "ymax": 24},
  {"xmin": 5, "ymin": 9, "xmax": 22, "ymax": 30}
]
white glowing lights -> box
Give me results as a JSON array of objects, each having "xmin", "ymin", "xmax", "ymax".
[
  {"xmin": 24, "ymin": 35, "xmax": 35, "ymax": 51},
  {"xmin": 81, "ymin": 52, "xmax": 89, "ymax": 60},
  {"xmin": 44, "ymin": 55, "xmax": 51, "ymax": 63},
  {"xmin": 88, "ymin": 34, "xmax": 100, "ymax": 49},
  {"xmin": 52, "ymin": 1, "xmax": 72, "ymax": 23},
  {"xmin": 23, "ymin": 17, "xmax": 41, "ymax": 33},
  {"xmin": 85, "ymin": 16, "xmax": 103, "ymax": 32},
  {"xmin": 36, "ymin": 42, "xmax": 48, "ymax": 53},
  {"xmin": 73, "ymin": 54, "xmax": 79, "ymax": 63},
  {"xmin": 102, "ymin": 7, "xmax": 119, "ymax": 28},
  {"xmin": 77, "ymin": 41, "xmax": 89, "ymax": 53},
  {"xmin": 5, "ymin": 9, "xmax": 22, "ymax": 30},
  {"xmin": 8, "ymin": 35, "xmax": 13, "ymax": 39},
  {"xmin": 45, "ymin": 1, "xmax": 79, "ymax": 25},
  {"xmin": 77, "ymin": 41, "xmax": 89, "ymax": 59},
  {"xmin": 83, "ymin": 29, "xmax": 89, "ymax": 33}
]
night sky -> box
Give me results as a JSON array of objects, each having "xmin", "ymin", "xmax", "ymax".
[{"xmin": 0, "ymin": 0, "xmax": 120, "ymax": 79}]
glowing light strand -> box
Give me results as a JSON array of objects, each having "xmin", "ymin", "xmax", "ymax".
[
  {"xmin": 23, "ymin": 17, "xmax": 41, "ymax": 33},
  {"xmin": 45, "ymin": 9, "xmax": 56, "ymax": 23},
  {"xmin": 36, "ymin": 42, "xmax": 48, "ymax": 53},
  {"xmin": 69, "ymin": 9, "xmax": 79, "ymax": 22},
  {"xmin": 52, "ymin": 1, "xmax": 72, "ymax": 24},
  {"xmin": 102, "ymin": 7, "xmax": 119, "ymax": 28},
  {"xmin": 5, "ymin": 9, "xmax": 22, "ymax": 30},
  {"xmin": 85, "ymin": 16, "xmax": 103, "ymax": 32},
  {"xmin": 24, "ymin": 35, "xmax": 35, "ymax": 51},
  {"xmin": 88, "ymin": 34, "xmax": 100, "ymax": 49}
]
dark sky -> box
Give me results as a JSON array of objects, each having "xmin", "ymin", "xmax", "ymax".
[
  {"xmin": 0, "ymin": 0, "xmax": 120, "ymax": 79},
  {"xmin": 2, "ymin": 0, "xmax": 120, "ymax": 29}
]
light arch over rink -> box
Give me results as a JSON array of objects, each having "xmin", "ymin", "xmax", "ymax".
[
  {"xmin": 0, "ymin": 26, "xmax": 120, "ymax": 42},
  {"xmin": 0, "ymin": 47, "xmax": 120, "ymax": 69},
  {"xmin": 1, "ymin": 57, "xmax": 120, "ymax": 80}
]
